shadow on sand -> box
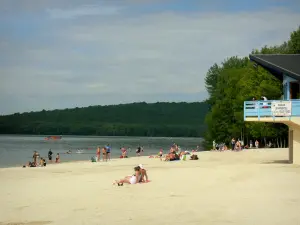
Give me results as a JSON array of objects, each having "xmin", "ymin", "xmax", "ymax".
[{"xmin": 262, "ymin": 159, "xmax": 290, "ymax": 164}]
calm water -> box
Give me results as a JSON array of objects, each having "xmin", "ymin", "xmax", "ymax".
[{"xmin": 0, "ymin": 135, "xmax": 203, "ymax": 168}]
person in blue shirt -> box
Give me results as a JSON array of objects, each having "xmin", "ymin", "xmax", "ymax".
[{"xmin": 105, "ymin": 144, "xmax": 111, "ymax": 161}]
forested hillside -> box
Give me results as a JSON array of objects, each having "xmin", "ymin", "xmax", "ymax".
[
  {"xmin": 0, "ymin": 102, "xmax": 209, "ymax": 137},
  {"xmin": 203, "ymin": 27, "xmax": 300, "ymax": 149}
]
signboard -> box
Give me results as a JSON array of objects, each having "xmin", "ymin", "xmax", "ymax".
[{"xmin": 271, "ymin": 101, "xmax": 292, "ymax": 116}]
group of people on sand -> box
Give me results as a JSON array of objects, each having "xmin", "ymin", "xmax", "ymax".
[
  {"xmin": 96, "ymin": 144, "xmax": 111, "ymax": 162},
  {"xmin": 119, "ymin": 145, "xmax": 144, "ymax": 158},
  {"xmin": 163, "ymin": 143, "xmax": 199, "ymax": 161},
  {"xmin": 148, "ymin": 143, "xmax": 199, "ymax": 161},
  {"xmin": 113, "ymin": 164, "xmax": 149, "ymax": 186},
  {"xmin": 23, "ymin": 149, "xmax": 60, "ymax": 168},
  {"xmin": 113, "ymin": 144, "xmax": 200, "ymax": 186},
  {"xmin": 212, "ymin": 138, "xmax": 261, "ymax": 151},
  {"xmin": 95, "ymin": 145, "xmax": 144, "ymax": 161}
]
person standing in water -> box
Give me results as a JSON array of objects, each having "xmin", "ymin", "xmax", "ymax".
[
  {"xmin": 96, "ymin": 147, "xmax": 101, "ymax": 162},
  {"xmin": 102, "ymin": 147, "xmax": 107, "ymax": 162},
  {"xmin": 48, "ymin": 149, "xmax": 53, "ymax": 163},
  {"xmin": 158, "ymin": 149, "xmax": 163, "ymax": 161},
  {"xmin": 55, "ymin": 153, "xmax": 60, "ymax": 163},
  {"xmin": 105, "ymin": 144, "xmax": 111, "ymax": 161},
  {"xmin": 136, "ymin": 146, "xmax": 141, "ymax": 156}
]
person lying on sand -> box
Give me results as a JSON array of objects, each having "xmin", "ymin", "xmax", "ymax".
[
  {"xmin": 23, "ymin": 161, "xmax": 36, "ymax": 168},
  {"xmin": 113, "ymin": 166, "xmax": 141, "ymax": 186}
]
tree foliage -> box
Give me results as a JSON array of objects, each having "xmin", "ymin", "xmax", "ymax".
[
  {"xmin": 0, "ymin": 102, "xmax": 209, "ymax": 137},
  {"xmin": 203, "ymin": 27, "xmax": 300, "ymax": 149}
]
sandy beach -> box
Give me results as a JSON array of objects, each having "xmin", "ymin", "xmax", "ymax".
[{"xmin": 1, "ymin": 148, "xmax": 300, "ymax": 225}]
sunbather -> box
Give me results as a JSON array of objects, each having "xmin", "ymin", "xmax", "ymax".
[
  {"xmin": 138, "ymin": 164, "xmax": 149, "ymax": 182},
  {"xmin": 113, "ymin": 166, "xmax": 141, "ymax": 186}
]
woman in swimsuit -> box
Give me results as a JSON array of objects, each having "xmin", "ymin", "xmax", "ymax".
[
  {"xmin": 102, "ymin": 147, "xmax": 107, "ymax": 162},
  {"xmin": 96, "ymin": 147, "xmax": 101, "ymax": 161},
  {"xmin": 113, "ymin": 166, "xmax": 141, "ymax": 186}
]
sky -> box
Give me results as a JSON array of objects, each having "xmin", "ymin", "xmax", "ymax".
[{"xmin": 0, "ymin": 0, "xmax": 300, "ymax": 115}]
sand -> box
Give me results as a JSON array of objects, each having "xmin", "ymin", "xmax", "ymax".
[{"xmin": 1, "ymin": 148, "xmax": 300, "ymax": 225}]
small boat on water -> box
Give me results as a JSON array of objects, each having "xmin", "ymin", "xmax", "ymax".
[{"xmin": 44, "ymin": 135, "xmax": 62, "ymax": 140}]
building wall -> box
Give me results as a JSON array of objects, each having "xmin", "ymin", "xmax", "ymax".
[
  {"xmin": 291, "ymin": 125, "xmax": 300, "ymax": 165},
  {"xmin": 283, "ymin": 74, "xmax": 299, "ymax": 100}
]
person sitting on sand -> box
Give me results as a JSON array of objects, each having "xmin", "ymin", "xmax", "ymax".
[
  {"xmin": 120, "ymin": 148, "xmax": 127, "ymax": 158},
  {"xmin": 113, "ymin": 166, "xmax": 141, "ymax": 186},
  {"xmin": 235, "ymin": 140, "xmax": 241, "ymax": 151},
  {"xmin": 39, "ymin": 157, "xmax": 47, "ymax": 167},
  {"xmin": 40, "ymin": 157, "xmax": 44, "ymax": 166},
  {"xmin": 190, "ymin": 154, "xmax": 199, "ymax": 160},
  {"xmin": 138, "ymin": 164, "xmax": 149, "ymax": 182},
  {"xmin": 164, "ymin": 149, "xmax": 179, "ymax": 161}
]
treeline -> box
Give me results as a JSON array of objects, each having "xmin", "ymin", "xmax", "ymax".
[
  {"xmin": 0, "ymin": 102, "xmax": 209, "ymax": 137},
  {"xmin": 203, "ymin": 27, "xmax": 300, "ymax": 149}
]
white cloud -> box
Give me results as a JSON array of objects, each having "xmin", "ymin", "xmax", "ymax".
[
  {"xmin": 46, "ymin": 4, "xmax": 122, "ymax": 19},
  {"xmin": 1, "ymin": 5, "xmax": 300, "ymax": 114}
]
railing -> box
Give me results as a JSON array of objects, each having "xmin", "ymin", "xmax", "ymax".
[{"xmin": 244, "ymin": 100, "xmax": 300, "ymax": 120}]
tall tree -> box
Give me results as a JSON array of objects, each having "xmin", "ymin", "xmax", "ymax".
[{"xmin": 288, "ymin": 26, "xmax": 300, "ymax": 53}]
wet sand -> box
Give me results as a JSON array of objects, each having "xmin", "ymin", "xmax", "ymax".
[{"xmin": 1, "ymin": 148, "xmax": 300, "ymax": 225}]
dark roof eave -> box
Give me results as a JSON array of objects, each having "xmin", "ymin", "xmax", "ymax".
[{"xmin": 249, "ymin": 54, "xmax": 300, "ymax": 81}]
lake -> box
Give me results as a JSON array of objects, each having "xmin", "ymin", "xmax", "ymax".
[{"xmin": 0, "ymin": 135, "xmax": 203, "ymax": 168}]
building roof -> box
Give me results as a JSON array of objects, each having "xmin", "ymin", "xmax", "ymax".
[{"xmin": 249, "ymin": 54, "xmax": 300, "ymax": 81}]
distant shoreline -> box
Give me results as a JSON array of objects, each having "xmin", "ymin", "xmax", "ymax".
[
  {"xmin": 0, "ymin": 134, "xmax": 204, "ymax": 139},
  {"xmin": 0, "ymin": 148, "xmax": 286, "ymax": 170}
]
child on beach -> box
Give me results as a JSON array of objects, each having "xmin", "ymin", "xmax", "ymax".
[
  {"xmin": 55, "ymin": 153, "xmax": 60, "ymax": 163},
  {"xmin": 120, "ymin": 147, "xmax": 128, "ymax": 158},
  {"xmin": 158, "ymin": 149, "xmax": 163, "ymax": 161}
]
